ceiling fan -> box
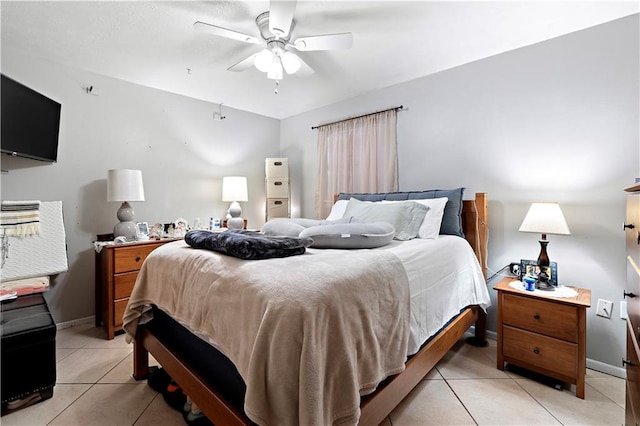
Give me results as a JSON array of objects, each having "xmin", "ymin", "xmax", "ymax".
[{"xmin": 194, "ymin": 0, "xmax": 353, "ymax": 83}]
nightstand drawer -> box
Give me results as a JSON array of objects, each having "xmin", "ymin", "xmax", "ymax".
[
  {"xmin": 113, "ymin": 245, "xmax": 158, "ymax": 273},
  {"xmin": 502, "ymin": 293, "xmax": 578, "ymax": 342},
  {"xmin": 503, "ymin": 325, "xmax": 577, "ymax": 379},
  {"xmin": 114, "ymin": 272, "xmax": 138, "ymax": 299}
]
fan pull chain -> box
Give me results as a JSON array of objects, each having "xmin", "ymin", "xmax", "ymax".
[{"xmin": 274, "ymin": 80, "xmax": 279, "ymax": 94}]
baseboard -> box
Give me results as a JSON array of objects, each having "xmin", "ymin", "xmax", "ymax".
[
  {"xmin": 56, "ymin": 315, "xmax": 94, "ymax": 330},
  {"xmin": 466, "ymin": 326, "xmax": 497, "ymax": 341},
  {"xmin": 586, "ymin": 358, "xmax": 626, "ymax": 379}
]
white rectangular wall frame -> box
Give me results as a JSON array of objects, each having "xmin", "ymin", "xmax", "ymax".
[{"xmin": 265, "ymin": 158, "xmax": 290, "ymax": 221}]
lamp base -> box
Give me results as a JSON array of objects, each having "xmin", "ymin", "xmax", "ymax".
[
  {"xmin": 227, "ymin": 201, "xmax": 244, "ymax": 230},
  {"xmin": 536, "ymin": 237, "xmax": 554, "ymax": 291},
  {"xmin": 114, "ymin": 201, "xmax": 137, "ymax": 241}
]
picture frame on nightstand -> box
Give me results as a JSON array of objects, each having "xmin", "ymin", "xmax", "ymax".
[
  {"xmin": 519, "ymin": 259, "xmax": 557, "ymax": 286},
  {"xmin": 136, "ymin": 221, "xmax": 149, "ymax": 236}
]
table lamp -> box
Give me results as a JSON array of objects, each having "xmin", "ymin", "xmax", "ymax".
[
  {"xmin": 518, "ymin": 202, "xmax": 570, "ymax": 290},
  {"xmin": 222, "ymin": 176, "xmax": 248, "ymax": 230},
  {"xmin": 107, "ymin": 169, "xmax": 145, "ymax": 241}
]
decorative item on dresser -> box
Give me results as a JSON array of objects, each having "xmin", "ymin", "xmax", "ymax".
[
  {"xmin": 94, "ymin": 238, "xmax": 179, "ymax": 339},
  {"xmin": 222, "ymin": 176, "xmax": 248, "ymax": 230},
  {"xmin": 624, "ymin": 181, "xmax": 640, "ymax": 425},
  {"xmin": 518, "ymin": 202, "xmax": 571, "ymax": 291},
  {"xmin": 107, "ymin": 169, "xmax": 145, "ymax": 241},
  {"xmin": 494, "ymin": 277, "xmax": 591, "ymax": 398}
]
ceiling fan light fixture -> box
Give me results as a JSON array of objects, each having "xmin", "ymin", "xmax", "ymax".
[
  {"xmin": 281, "ymin": 51, "xmax": 301, "ymax": 74},
  {"xmin": 267, "ymin": 56, "xmax": 283, "ymax": 80},
  {"xmin": 254, "ymin": 48, "xmax": 274, "ymax": 72}
]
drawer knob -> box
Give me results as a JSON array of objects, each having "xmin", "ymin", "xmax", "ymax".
[
  {"xmin": 533, "ymin": 314, "xmax": 540, "ymax": 320},
  {"xmin": 135, "ymin": 256, "xmax": 141, "ymax": 262},
  {"xmin": 623, "ymin": 359, "xmax": 635, "ymax": 367},
  {"xmin": 624, "ymin": 291, "xmax": 637, "ymax": 299},
  {"xmin": 533, "ymin": 348, "xmax": 540, "ymax": 355},
  {"xmin": 624, "ymin": 222, "xmax": 635, "ymax": 230}
]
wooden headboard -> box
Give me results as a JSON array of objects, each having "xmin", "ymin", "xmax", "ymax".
[
  {"xmin": 332, "ymin": 192, "xmax": 489, "ymax": 278},
  {"xmin": 463, "ymin": 193, "xmax": 488, "ymax": 279}
]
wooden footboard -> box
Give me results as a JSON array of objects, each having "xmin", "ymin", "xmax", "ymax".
[{"xmin": 133, "ymin": 192, "xmax": 489, "ymax": 425}]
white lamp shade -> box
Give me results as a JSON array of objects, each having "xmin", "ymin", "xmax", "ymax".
[
  {"xmin": 107, "ymin": 169, "xmax": 145, "ymax": 202},
  {"xmin": 254, "ymin": 48, "xmax": 273, "ymax": 72},
  {"xmin": 222, "ymin": 176, "xmax": 248, "ymax": 202},
  {"xmin": 519, "ymin": 202, "xmax": 570, "ymax": 235},
  {"xmin": 281, "ymin": 51, "xmax": 301, "ymax": 74}
]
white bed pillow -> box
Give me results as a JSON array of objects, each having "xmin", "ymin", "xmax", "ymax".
[
  {"xmin": 382, "ymin": 197, "xmax": 448, "ymax": 239},
  {"xmin": 326, "ymin": 199, "xmax": 349, "ymax": 221},
  {"xmin": 342, "ymin": 198, "xmax": 428, "ymax": 241}
]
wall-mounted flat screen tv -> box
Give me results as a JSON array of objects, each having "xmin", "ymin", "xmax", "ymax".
[{"xmin": 1, "ymin": 74, "xmax": 62, "ymax": 162}]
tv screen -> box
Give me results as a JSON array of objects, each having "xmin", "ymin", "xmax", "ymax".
[{"xmin": 1, "ymin": 74, "xmax": 61, "ymax": 162}]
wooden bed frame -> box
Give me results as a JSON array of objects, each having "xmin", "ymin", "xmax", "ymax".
[{"xmin": 133, "ymin": 192, "xmax": 488, "ymax": 426}]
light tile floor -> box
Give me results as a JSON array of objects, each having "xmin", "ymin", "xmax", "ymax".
[{"xmin": 2, "ymin": 323, "xmax": 626, "ymax": 425}]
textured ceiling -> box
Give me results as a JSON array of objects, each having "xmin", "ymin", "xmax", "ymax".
[{"xmin": 1, "ymin": 1, "xmax": 638, "ymax": 119}]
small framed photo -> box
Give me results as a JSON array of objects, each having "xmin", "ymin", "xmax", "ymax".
[
  {"xmin": 136, "ymin": 221, "xmax": 149, "ymax": 236},
  {"xmin": 519, "ymin": 259, "xmax": 558, "ymax": 286}
]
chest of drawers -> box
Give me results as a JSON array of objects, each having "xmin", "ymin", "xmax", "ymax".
[
  {"xmin": 95, "ymin": 239, "xmax": 178, "ymax": 339},
  {"xmin": 624, "ymin": 183, "xmax": 640, "ymax": 425},
  {"xmin": 494, "ymin": 277, "xmax": 591, "ymax": 398}
]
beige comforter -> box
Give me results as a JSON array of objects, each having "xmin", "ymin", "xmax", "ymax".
[{"xmin": 123, "ymin": 240, "xmax": 410, "ymax": 426}]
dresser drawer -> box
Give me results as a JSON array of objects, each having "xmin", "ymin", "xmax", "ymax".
[
  {"xmin": 503, "ymin": 325, "xmax": 577, "ymax": 379},
  {"xmin": 502, "ymin": 293, "xmax": 578, "ymax": 342},
  {"xmin": 113, "ymin": 299, "xmax": 128, "ymax": 327},
  {"xmin": 113, "ymin": 244, "xmax": 159, "ymax": 273},
  {"xmin": 114, "ymin": 271, "xmax": 138, "ymax": 299}
]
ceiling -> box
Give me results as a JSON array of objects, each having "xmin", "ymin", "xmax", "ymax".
[{"xmin": 1, "ymin": 1, "xmax": 638, "ymax": 119}]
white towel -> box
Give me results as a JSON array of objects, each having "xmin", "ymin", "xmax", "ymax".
[{"xmin": 1, "ymin": 200, "xmax": 41, "ymax": 237}]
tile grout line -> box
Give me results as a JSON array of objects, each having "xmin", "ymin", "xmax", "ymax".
[
  {"xmin": 45, "ymin": 383, "xmax": 95, "ymax": 426},
  {"xmin": 436, "ymin": 366, "xmax": 479, "ymax": 426},
  {"xmin": 510, "ymin": 375, "xmax": 564, "ymax": 426}
]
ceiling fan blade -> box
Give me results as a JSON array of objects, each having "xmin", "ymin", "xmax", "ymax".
[
  {"xmin": 269, "ymin": 0, "xmax": 297, "ymax": 37},
  {"xmin": 292, "ymin": 33, "xmax": 353, "ymax": 51},
  {"xmin": 193, "ymin": 21, "xmax": 261, "ymax": 44},
  {"xmin": 227, "ymin": 53, "xmax": 259, "ymax": 72},
  {"xmin": 295, "ymin": 55, "xmax": 314, "ymax": 76}
]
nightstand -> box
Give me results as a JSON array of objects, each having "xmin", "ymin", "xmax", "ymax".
[
  {"xmin": 95, "ymin": 238, "xmax": 180, "ymax": 339},
  {"xmin": 494, "ymin": 277, "xmax": 591, "ymax": 398}
]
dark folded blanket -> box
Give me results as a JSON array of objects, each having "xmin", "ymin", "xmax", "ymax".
[{"xmin": 185, "ymin": 229, "xmax": 313, "ymax": 260}]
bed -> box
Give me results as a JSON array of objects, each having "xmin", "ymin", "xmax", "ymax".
[{"xmin": 125, "ymin": 191, "xmax": 489, "ymax": 426}]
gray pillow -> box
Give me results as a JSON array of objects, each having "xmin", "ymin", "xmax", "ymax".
[
  {"xmin": 342, "ymin": 198, "xmax": 428, "ymax": 241},
  {"xmin": 299, "ymin": 222, "xmax": 395, "ymax": 249},
  {"xmin": 262, "ymin": 217, "xmax": 359, "ymax": 237},
  {"xmin": 262, "ymin": 218, "xmax": 316, "ymax": 237},
  {"xmin": 338, "ymin": 188, "xmax": 466, "ymax": 237}
]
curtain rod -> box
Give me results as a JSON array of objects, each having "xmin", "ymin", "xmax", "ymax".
[{"xmin": 311, "ymin": 105, "xmax": 404, "ymax": 130}]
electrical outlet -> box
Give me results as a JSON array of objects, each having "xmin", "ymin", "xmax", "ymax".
[
  {"xmin": 596, "ymin": 299, "xmax": 613, "ymax": 318},
  {"xmin": 621, "ymin": 300, "xmax": 628, "ymax": 320}
]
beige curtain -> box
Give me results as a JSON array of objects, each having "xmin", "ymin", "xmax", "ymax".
[{"xmin": 315, "ymin": 109, "xmax": 398, "ymax": 218}]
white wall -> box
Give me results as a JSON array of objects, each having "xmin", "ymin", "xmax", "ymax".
[
  {"xmin": 281, "ymin": 16, "xmax": 639, "ymax": 370},
  {"xmin": 1, "ymin": 47, "xmax": 281, "ymax": 324}
]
